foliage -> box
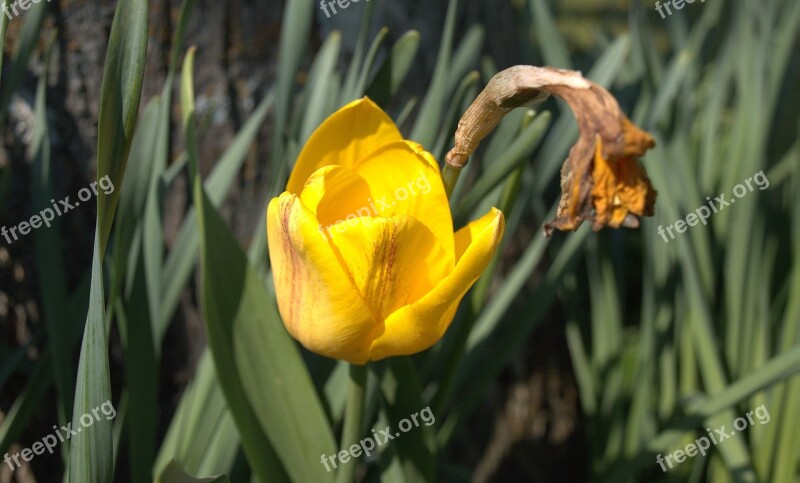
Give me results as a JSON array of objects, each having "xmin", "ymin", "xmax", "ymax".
[{"xmin": 0, "ymin": 0, "xmax": 797, "ymax": 481}]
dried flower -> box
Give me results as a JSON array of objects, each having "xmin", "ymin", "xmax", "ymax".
[{"xmin": 446, "ymin": 66, "xmax": 657, "ymax": 236}]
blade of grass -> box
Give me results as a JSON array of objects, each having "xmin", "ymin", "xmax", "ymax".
[
  {"xmin": 194, "ymin": 177, "xmax": 336, "ymax": 482},
  {"xmin": 68, "ymin": 234, "xmax": 115, "ymax": 483},
  {"xmin": 268, "ymin": 0, "xmax": 313, "ymax": 197},
  {"xmin": 109, "ymin": 99, "xmax": 162, "ymax": 310},
  {"xmin": 768, "ymin": 160, "xmax": 800, "ymax": 483},
  {"xmin": 299, "ymin": 31, "xmax": 342, "ymax": 143},
  {"xmin": 121, "ymin": 246, "xmax": 159, "ymax": 482},
  {"xmin": 602, "ymin": 345, "xmax": 800, "ymax": 482},
  {"xmin": 0, "ymin": 351, "xmax": 52, "ymax": 456},
  {"xmin": 0, "ymin": 0, "xmax": 10, "ymax": 74},
  {"xmin": 454, "ymin": 111, "xmax": 550, "ymax": 225},
  {"xmin": 0, "ymin": 0, "xmax": 48, "ymax": 124},
  {"xmin": 168, "ymin": 0, "xmax": 199, "ymax": 72},
  {"xmin": 410, "ymin": 0, "xmax": 459, "ymax": 147},
  {"xmin": 528, "ymin": 0, "xmax": 571, "ymax": 68},
  {"xmin": 379, "ymin": 359, "xmax": 436, "ymax": 482},
  {"xmin": 366, "ymin": 30, "xmax": 421, "ymax": 107},
  {"xmin": 184, "ymin": 49, "xmax": 335, "ymax": 482},
  {"xmin": 156, "ymin": 460, "xmax": 230, "ymax": 483},
  {"xmin": 440, "ymin": 224, "xmax": 589, "ymax": 448},
  {"xmin": 339, "ymin": 0, "xmax": 376, "ymax": 103},
  {"xmin": 351, "ymin": 27, "xmax": 389, "ymax": 100},
  {"xmin": 159, "ymin": 90, "xmax": 274, "ymax": 340},
  {"xmin": 444, "ymin": 25, "xmax": 483, "ymax": 97},
  {"xmin": 30, "ymin": 34, "xmax": 72, "ymax": 431},
  {"xmin": 93, "ymin": 0, "xmax": 148, "ymax": 255},
  {"xmin": 0, "ymin": 275, "xmax": 88, "ymax": 457},
  {"xmin": 431, "ymin": 70, "xmax": 480, "ymax": 160},
  {"xmin": 155, "ymin": 349, "xmax": 240, "ymax": 478},
  {"xmin": 69, "ymin": 0, "xmax": 148, "ymax": 480}
]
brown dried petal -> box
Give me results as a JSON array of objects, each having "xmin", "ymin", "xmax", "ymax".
[{"xmin": 445, "ymin": 66, "xmax": 657, "ymax": 237}]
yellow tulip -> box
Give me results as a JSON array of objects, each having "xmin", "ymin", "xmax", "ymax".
[{"xmin": 267, "ymin": 98, "xmax": 504, "ymax": 364}]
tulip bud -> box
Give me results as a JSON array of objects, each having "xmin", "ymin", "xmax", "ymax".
[{"xmin": 267, "ymin": 98, "xmax": 504, "ymax": 364}]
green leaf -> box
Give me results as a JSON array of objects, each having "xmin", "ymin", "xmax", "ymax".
[
  {"xmin": 299, "ymin": 31, "xmax": 342, "ymax": 143},
  {"xmin": 69, "ymin": 1, "xmax": 148, "ymax": 480},
  {"xmin": 445, "ymin": 25, "xmax": 483, "ymax": 96},
  {"xmin": 339, "ymin": 0, "xmax": 377, "ymax": 103},
  {"xmin": 528, "ymin": 0, "xmax": 571, "ymax": 68},
  {"xmin": 159, "ymin": 90, "xmax": 275, "ymax": 341},
  {"xmin": 351, "ymin": 27, "xmax": 389, "ymax": 101},
  {"xmin": 366, "ymin": 30, "xmax": 421, "ymax": 107},
  {"xmin": 0, "ymin": 250, "xmax": 89, "ymax": 460},
  {"xmin": 0, "ymin": 0, "xmax": 48, "ymax": 123},
  {"xmin": 0, "ymin": 0, "xmax": 11, "ymax": 75},
  {"xmin": 119, "ymin": 252, "xmax": 159, "ymax": 482},
  {"xmin": 155, "ymin": 350, "xmax": 240, "ymax": 478},
  {"xmin": 94, "ymin": 0, "xmax": 149, "ymax": 255},
  {"xmin": 193, "ymin": 177, "xmax": 337, "ymax": 482},
  {"xmin": 454, "ymin": 111, "xmax": 551, "ymax": 225},
  {"xmin": 379, "ymin": 359, "xmax": 436, "ymax": 482},
  {"xmin": 431, "ymin": 70, "xmax": 480, "ymax": 161},
  {"xmin": 0, "ymin": 351, "xmax": 52, "ymax": 456},
  {"xmin": 269, "ymin": 0, "xmax": 313, "ymax": 197},
  {"xmin": 30, "ymin": 35, "xmax": 72, "ymax": 429},
  {"xmin": 68, "ymin": 236, "xmax": 115, "ymax": 483},
  {"xmin": 603, "ymin": 346, "xmax": 800, "ymax": 483},
  {"xmin": 410, "ymin": 0, "xmax": 459, "ymax": 147},
  {"xmin": 111, "ymin": 99, "xmax": 162, "ymax": 293},
  {"xmin": 169, "ymin": 0, "xmax": 199, "ymax": 71},
  {"xmin": 440, "ymin": 223, "xmax": 589, "ymax": 447},
  {"xmin": 183, "ymin": 48, "xmax": 335, "ymax": 482},
  {"xmin": 156, "ymin": 460, "xmax": 230, "ymax": 483}
]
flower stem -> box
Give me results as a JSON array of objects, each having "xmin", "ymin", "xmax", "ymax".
[
  {"xmin": 335, "ymin": 363, "xmax": 367, "ymax": 483},
  {"xmin": 432, "ymin": 111, "xmax": 532, "ymax": 417},
  {"xmin": 441, "ymin": 163, "xmax": 463, "ymax": 199}
]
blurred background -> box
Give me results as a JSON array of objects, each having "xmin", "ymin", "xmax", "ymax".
[{"xmin": 1, "ymin": 0, "xmax": 798, "ymax": 481}]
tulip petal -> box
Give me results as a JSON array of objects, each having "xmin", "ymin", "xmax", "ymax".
[
  {"xmin": 328, "ymin": 215, "xmax": 451, "ymax": 322},
  {"xmin": 404, "ymin": 140, "xmax": 440, "ymax": 171},
  {"xmin": 367, "ymin": 208, "xmax": 505, "ymax": 360},
  {"xmin": 286, "ymin": 98, "xmax": 403, "ymax": 194},
  {"xmin": 352, "ymin": 141, "xmax": 455, "ymax": 266},
  {"xmin": 267, "ymin": 192, "xmax": 378, "ymax": 364},
  {"xmin": 298, "ymin": 165, "xmax": 374, "ymax": 228}
]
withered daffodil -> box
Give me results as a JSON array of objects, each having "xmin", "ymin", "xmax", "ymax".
[
  {"xmin": 444, "ymin": 66, "xmax": 657, "ymax": 236},
  {"xmin": 267, "ymin": 98, "xmax": 504, "ymax": 364}
]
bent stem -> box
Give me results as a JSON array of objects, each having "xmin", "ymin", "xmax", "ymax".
[
  {"xmin": 441, "ymin": 66, "xmax": 554, "ymax": 199},
  {"xmin": 336, "ymin": 363, "xmax": 368, "ymax": 483}
]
